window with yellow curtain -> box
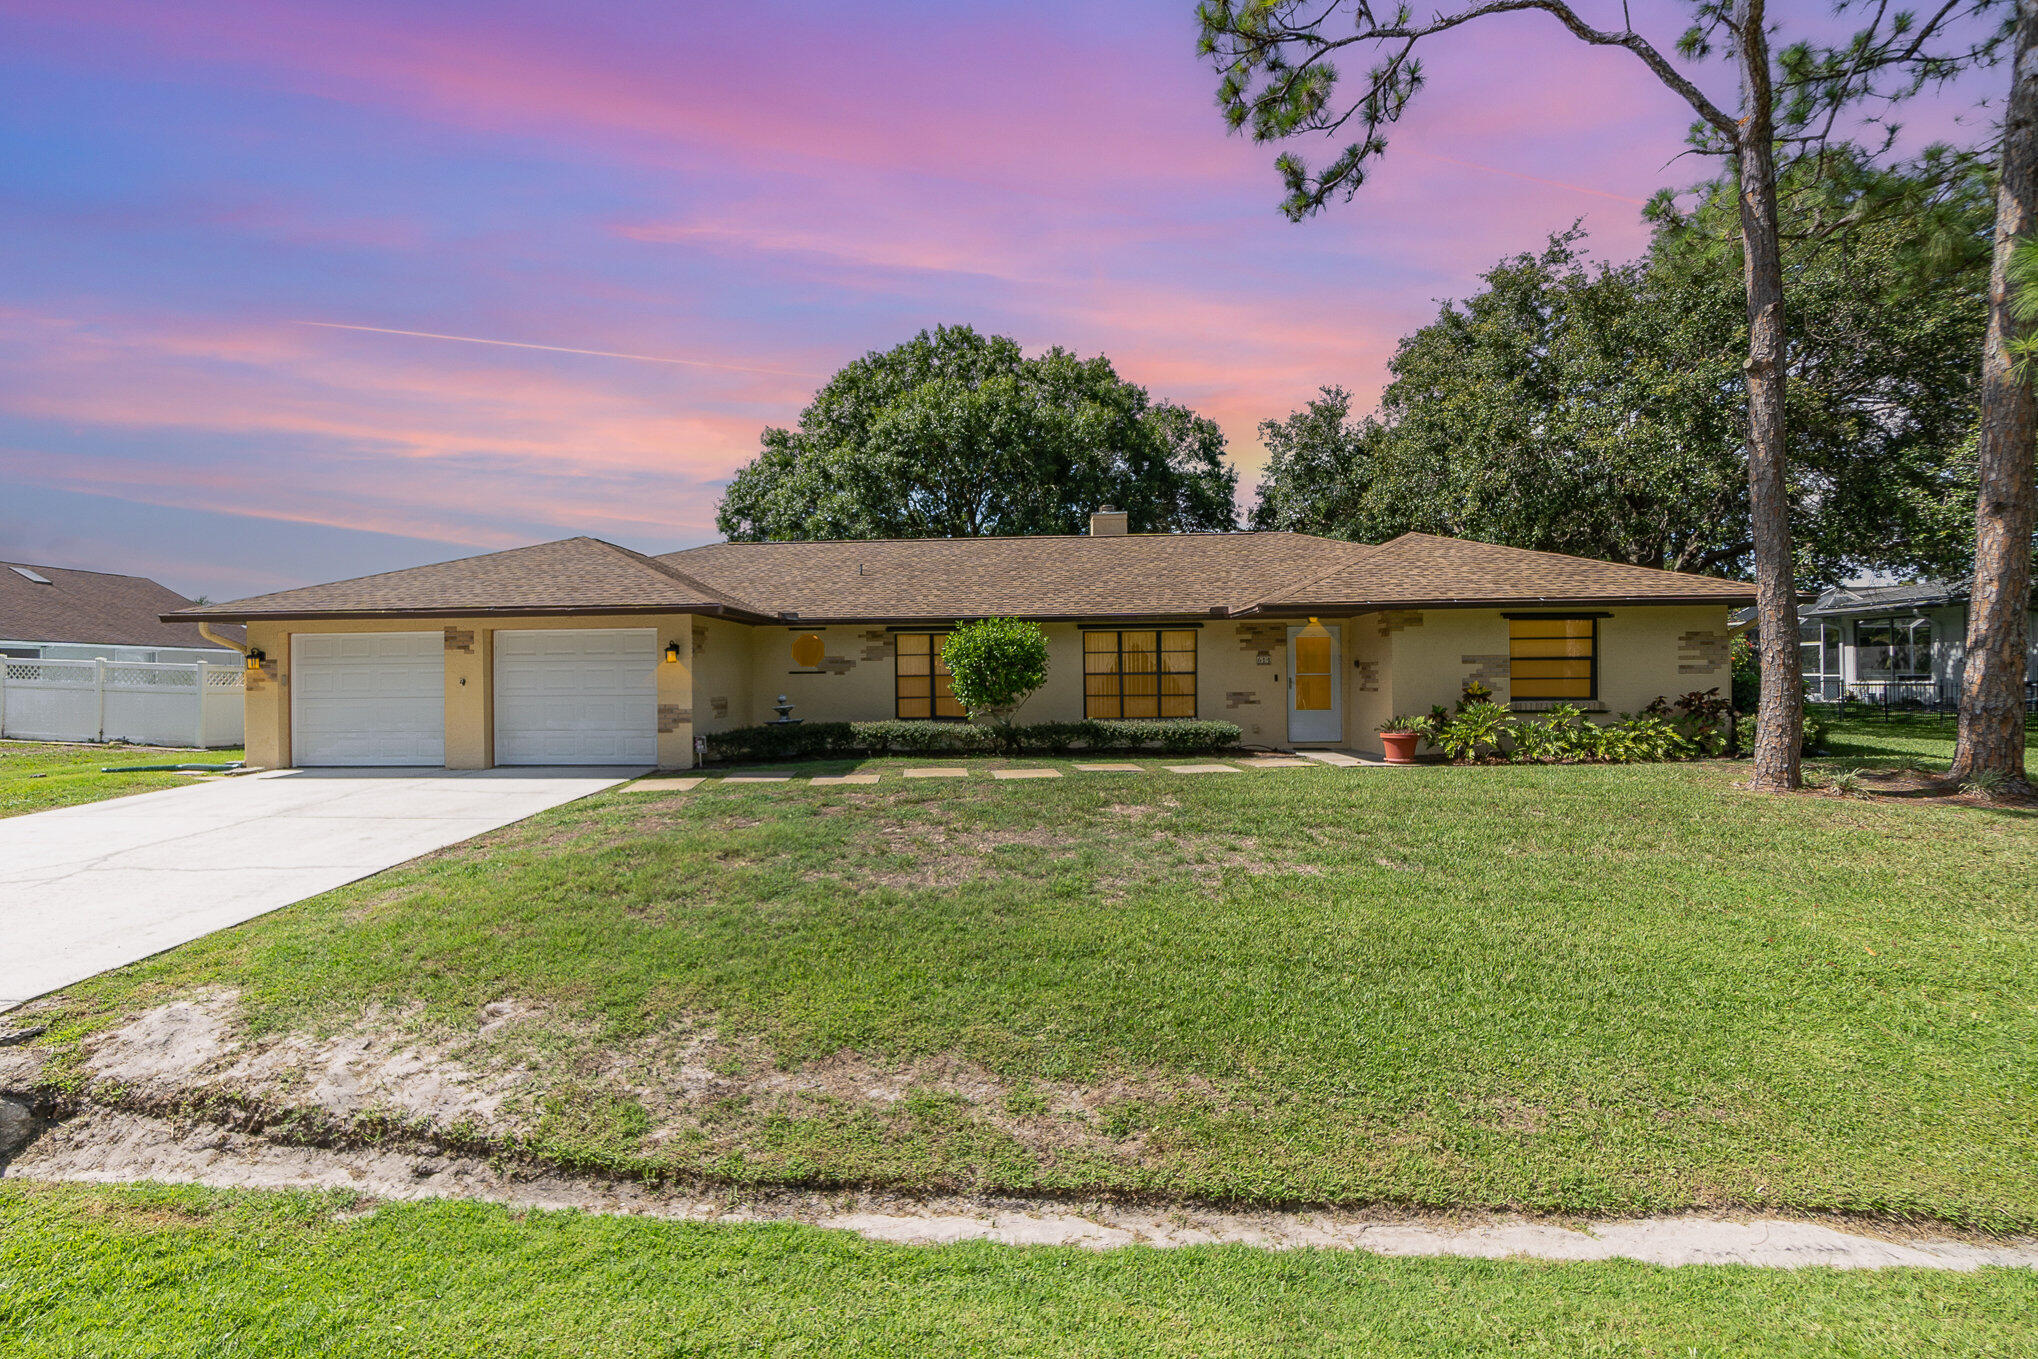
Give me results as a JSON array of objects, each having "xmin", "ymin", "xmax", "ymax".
[
  {"xmin": 1085, "ymin": 629, "xmax": 1196, "ymax": 718},
  {"xmin": 895, "ymin": 632, "xmax": 964, "ymax": 719},
  {"xmin": 1508, "ymin": 617, "xmax": 1597, "ymax": 700}
]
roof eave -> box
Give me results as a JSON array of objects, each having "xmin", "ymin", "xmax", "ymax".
[
  {"xmin": 1235, "ymin": 592, "xmax": 1757, "ymax": 616},
  {"xmin": 160, "ymin": 602, "xmax": 776, "ymax": 626}
]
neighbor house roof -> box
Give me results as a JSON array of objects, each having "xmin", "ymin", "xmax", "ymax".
[
  {"xmin": 1241, "ymin": 533, "xmax": 1757, "ymax": 613},
  {"xmin": 164, "ymin": 537, "xmax": 768, "ymax": 623},
  {"xmin": 2, "ymin": 560, "xmax": 244, "ymax": 649},
  {"xmin": 659, "ymin": 532, "xmax": 1374, "ymax": 621},
  {"xmin": 1802, "ymin": 581, "xmax": 1966, "ymax": 616},
  {"xmin": 167, "ymin": 530, "xmax": 1755, "ymax": 625}
]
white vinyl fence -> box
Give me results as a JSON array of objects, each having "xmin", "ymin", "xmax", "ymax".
[{"xmin": 0, "ymin": 659, "xmax": 244, "ymax": 748}]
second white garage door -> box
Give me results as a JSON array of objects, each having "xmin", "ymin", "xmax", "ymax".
[{"xmin": 494, "ymin": 628, "xmax": 658, "ymax": 765}]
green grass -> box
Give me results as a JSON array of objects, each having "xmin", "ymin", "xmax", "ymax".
[
  {"xmin": 25, "ymin": 736, "xmax": 2038, "ymax": 1229},
  {"xmin": 1816, "ymin": 712, "xmax": 2037, "ymax": 770},
  {"xmin": 0, "ymin": 740, "xmax": 245, "ymax": 818},
  {"xmin": 3, "ymin": 1182, "xmax": 2035, "ymax": 1358}
]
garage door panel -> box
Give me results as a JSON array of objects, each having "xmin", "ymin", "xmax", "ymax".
[
  {"xmin": 293, "ymin": 632, "xmax": 446, "ymax": 767},
  {"xmin": 494, "ymin": 629, "xmax": 656, "ymax": 766}
]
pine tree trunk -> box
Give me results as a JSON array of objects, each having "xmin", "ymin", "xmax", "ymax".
[
  {"xmin": 1733, "ymin": 0, "xmax": 1804, "ymax": 792},
  {"xmin": 1950, "ymin": 0, "xmax": 2038, "ymax": 792}
]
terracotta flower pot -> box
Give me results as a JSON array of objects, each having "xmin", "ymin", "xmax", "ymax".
[{"xmin": 1379, "ymin": 731, "xmax": 1421, "ymax": 764}]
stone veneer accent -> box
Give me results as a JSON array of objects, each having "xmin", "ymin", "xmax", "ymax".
[
  {"xmin": 1377, "ymin": 610, "xmax": 1424, "ymax": 637},
  {"xmin": 443, "ymin": 627, "xmax": 475, "ymax": 654},
  {"xmin": 1461, "ymin": 653, "xmax": 1510, "ymax": 689},
  {"xmin": 859, "ymin": 629, "xmax": 895, "ymax": 662},
  {"xmin": 709, "ymin": 696, "xmax": 729, "ymax": 719},
  {"xmin": 1235, "ymin": 622, "xmax": 1286, "ymax": 654},
  {"xmin": 244, "ymin": 659, "xmax": 280, "ymax": 693},
  {"xmin": 656, "ymin": 704, "xmax": 692, "ymax": 733},
  {"xmin": 1354, "ymin": 659, "xmax": 1380, "ymax": 693},
  {"xmin": 1678, "ymin": 628, "xmax": 1729, "ymax": 675},
  {"xmin": 692, "ymin": 624, "xmax": 708, "ymax": 655},
  {"xmin": 1224, "ymin": 690, "xmax": 1262, "ymax": 709}
]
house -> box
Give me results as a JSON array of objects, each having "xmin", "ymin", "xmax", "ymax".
[
  {"xmin": 1789, "ymin": 581, "xmax": 2038, "ymax": 707},
  {"xmin": 2, "ymin": 560, "xmax": 247, "ymax": 746},
  {"xmin": 163, "ymin": 513, "xmax": 1755, "ymax": 768},
  {"xmin": 1, "ymin": 560, "xmax": 244, "ymax": 663}
]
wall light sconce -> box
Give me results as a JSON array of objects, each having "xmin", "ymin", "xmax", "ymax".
[
  {"xmin": 663, "ymin": 641, "xmax": 682, "ymax": 665},
  {"xmin": 244, "ymin": 647, "xmax": 266, "ymax": 673}
]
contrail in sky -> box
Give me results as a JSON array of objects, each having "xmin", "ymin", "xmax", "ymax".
[
  {"xmin": 1403, "ymin": 149, "xmax": 1650, "ymax": 207},
  {"xmin": 294, "ymin": 321, "xmax": 821, "ymax": 377}
]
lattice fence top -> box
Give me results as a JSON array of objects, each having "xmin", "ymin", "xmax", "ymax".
[{"xmin": 4, "ymin": 659, "xmax": 243, "ymax": 688}]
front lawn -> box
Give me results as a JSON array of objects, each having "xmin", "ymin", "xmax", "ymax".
[
  {"xmin": 1817, "ymin": 711, "xmax": 2037, "ymax": 769},
  {"xmin": 0, "ymin": 741, "xmax": 245, "ymax": 818},
  {"xmin": 4, "ymin": 1183, "xmax": 2035, "ymax": 1358},
  {"xmin": 23, "ymin": 742, "xmax": 2035, "ymax": 1231}
]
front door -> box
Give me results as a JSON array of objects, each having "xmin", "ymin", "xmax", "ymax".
[{"xmin": 1286, "ymin": 623, "xmax": 1342, "ymax": 744}]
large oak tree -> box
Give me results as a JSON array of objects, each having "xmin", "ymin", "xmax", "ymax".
[
  {"xmin": 1252, "ymin": 166, "xmax": 1993, "ymax": 586},
  {"xmin": 716, "ymin": 325, "xmax": 1238, "ymax": 541}
]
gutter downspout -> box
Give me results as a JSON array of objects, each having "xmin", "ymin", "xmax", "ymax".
[{"xmin": 196, "ymin": 621, "xmax": 249, "ymax": 656}]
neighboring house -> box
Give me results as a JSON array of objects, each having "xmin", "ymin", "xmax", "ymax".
[
  {"xmin": 1788, "ymin": 581, "xmax": 2038, "ymax": 707},
  {"xmin": 0, "ymin": 560, "xmax": 244, "ymax": 663},
  {"xmin": 165, "ymin": 512, "xmax": 1754, "ymax": 769},
  {"xmin": 1, "ymin": 560, "xmax": 246, "ymax": 747}
]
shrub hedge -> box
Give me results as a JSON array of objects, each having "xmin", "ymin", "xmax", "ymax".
[{"xmin": 702, "ymin": 718, "xmax": 1242, "ymax": 764}]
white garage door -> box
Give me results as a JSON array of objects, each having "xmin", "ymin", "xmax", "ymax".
[
  {"xmin": 292, "ymin": 632, "xmax": 446, "ymax": 766},
  {"xmin": 494, "ymin": 628, "xmax": 658, "ymax": 765}
]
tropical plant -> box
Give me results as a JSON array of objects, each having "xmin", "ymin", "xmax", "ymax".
[
  {"xmin": 1378, "ymin": 715, "xmax": 1425, "ymax": 734},
  {"xmin": 1434, "ymin": 701, "xmax": 1513, "ymax": 762}
]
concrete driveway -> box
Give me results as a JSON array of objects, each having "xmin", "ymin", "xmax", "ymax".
[{"xmin": 0, "ymin": 767, "xmax": 641, "ymax": 1010}]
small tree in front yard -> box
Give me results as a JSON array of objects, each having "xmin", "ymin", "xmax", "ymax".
[{"xmin": 942, "ymin": 618, "xmax": 1049, "ymax": 743}]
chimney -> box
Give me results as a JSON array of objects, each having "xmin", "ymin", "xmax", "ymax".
[{"xmin": 1089, "ymin": 506, "xmax": 1129, "ymax": 537}]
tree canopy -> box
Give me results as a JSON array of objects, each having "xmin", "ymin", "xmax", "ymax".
[
  {"xmin": 716, "ymin": 326, "xmax": 1238, "ymax": 541},
  {"xmin": 1250, "ymin": 161, "xmax": 1992, "ymax": 586}
]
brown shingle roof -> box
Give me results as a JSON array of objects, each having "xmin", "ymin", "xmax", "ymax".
[
  {"xmin": 1, "ymin": 561, "xmax": 244, "ymax": 649},
  {"xmin": 1244, "ymin": 532, "xmax": 1756, "ymax": 612},
  {"xmin": 165, "ymin": 537, "xmax": 767, "ymax": 622},
  {"xmin": 661, "ymin": 532, "xmax": 1372, "ymax": 621},
  {"xmin": 167, "ymin": 530, "xmax": 1754, "ymax": 625}
]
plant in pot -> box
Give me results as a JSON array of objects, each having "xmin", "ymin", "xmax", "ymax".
[{"xmin": 1377, "ymin": 715, "xmax": 1429, "ymax": 765}]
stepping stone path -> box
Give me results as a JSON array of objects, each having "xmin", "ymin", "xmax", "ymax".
[{"xmin": 626, "ymin": 754, "xmax": 1388, "ymax": 793}]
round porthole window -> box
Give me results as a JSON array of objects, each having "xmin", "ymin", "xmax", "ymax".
[{"xmin": 790, "ymin": 632, "xmax": 825, "ymax": 668}]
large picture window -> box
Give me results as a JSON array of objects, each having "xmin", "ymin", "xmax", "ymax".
[
  {"xmin": 895, "ymin": 632, "xmax": 964, "ymax": 719},
  {"xmin": 1508, "ymin": 616, "xmax": 1597, "ymax": 701},
  {"xmin": 1084, "ymin": 629, "xmax": 1197, "ymax": 719},
  {"xmin": 1855, "ymin": 617, "xmax": 1932, "ymax": 680}
]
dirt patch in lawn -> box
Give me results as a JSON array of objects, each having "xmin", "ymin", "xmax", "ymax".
[
  {"xmin": 11, "ymin": 1107, "xmax": 2036, "ymax": 1269},
  {"xmin": 3, "ymin": 994, "xmax": 1198, "ymax": 1173}
]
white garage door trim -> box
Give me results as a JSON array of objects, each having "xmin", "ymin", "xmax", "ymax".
[
  {"xmin": 493, "ymin": 628, "xmax": 658, "ymax": 766},
  {"xmin": 291, "ymin": 632, "xmax": 447, "ymax": 767}
]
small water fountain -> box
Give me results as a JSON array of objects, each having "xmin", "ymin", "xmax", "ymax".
[{"xmin": 769, "ymin": 694, "xmax": 801, "ymax": 725}]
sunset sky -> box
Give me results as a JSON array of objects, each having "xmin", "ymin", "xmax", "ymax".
[{"xmin": 0, "ymin": 0, "xmax": 2006, "ymax": 599}]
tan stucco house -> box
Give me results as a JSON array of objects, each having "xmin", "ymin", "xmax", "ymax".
[{"xmin": 164, "ymin": 512, "xmax": 1754, "ymax": 769}]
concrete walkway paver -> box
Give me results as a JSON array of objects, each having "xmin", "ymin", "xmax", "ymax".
[
  {"xmin": 0, "ymin": 766, "xmax": 637, "ymax": 1010},
  {"xmin": 629, "ymin": 776, "xmax": 705, "ymax": 792},
  {"xmin": 1165, "ymin": 763, "xmax": 1242, "ymax": 774},
  {"xmin": 1074, "ymin": 763, "xmax": 1144, "ymax": 772},
  {"xmin": 810, "ymin": 774, "xmax": 881, "ymax": 786},
  {"xmin": 990, "ymin": 769, "xmax": 1061, "ymax": 780},
  {"xmin": 903, "ymin": 768, "xmax": 969, "ymax": 779}
]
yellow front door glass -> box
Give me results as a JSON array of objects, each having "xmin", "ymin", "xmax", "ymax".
[{"xmin": 1294, "ymin": 633, "xmax": 1333, "ymax": 711}]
